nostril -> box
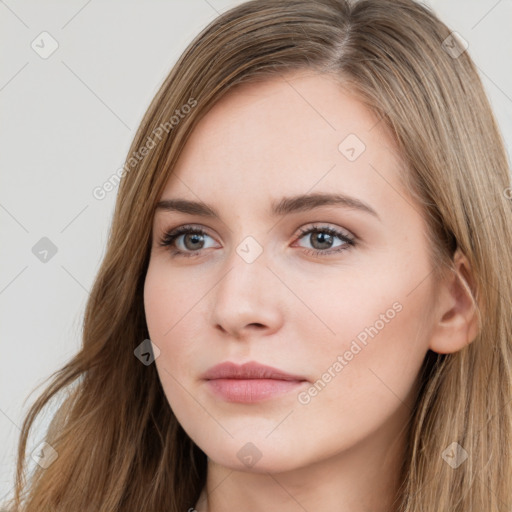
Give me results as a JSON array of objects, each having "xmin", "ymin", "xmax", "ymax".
[{"xmin": 248, "ymin": 323, "xmax": 265, "ymax": 329}]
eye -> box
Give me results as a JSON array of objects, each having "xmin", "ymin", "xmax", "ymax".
[
  {"xmin": 293, "ymin": 224, "xmax": 356, "ymax": 257},
  {"xmin": 158, "ymin": 225, "xmax": 217, "ymax": 258},
  {"xmin": 158, "ymin": 223, "xmax": 356, "ymax": 259}
]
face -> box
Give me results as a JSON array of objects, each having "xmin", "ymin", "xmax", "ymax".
[{"xmin": 143, "ymin": 71, "xmax": 438, "ymax": 474}]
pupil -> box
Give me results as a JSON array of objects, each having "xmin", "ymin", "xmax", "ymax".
[
  {"xmin": 312, "ymin": 232, "xmax": 333, "ymax": 250},
  {"xmin": 185, "ymin": 233, "xmax": 203, "ymax": 250}
]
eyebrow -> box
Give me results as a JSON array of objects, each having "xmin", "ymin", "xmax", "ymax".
[{"xmin": 155, "ymin": 192, "xmax": 380, "ymax": 221}]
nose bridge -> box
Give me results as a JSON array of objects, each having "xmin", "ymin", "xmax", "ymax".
[
  {"xmin": 210, "ymin": 235, "xmax": 283, "ymax": 335},
  {"xmin": 216, "ymin": 237, "xmax": 271, "ymax": 307}
]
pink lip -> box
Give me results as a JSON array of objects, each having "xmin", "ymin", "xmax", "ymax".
[{"xmin": 202, "ymin": 361, "xmax": 308, "ymax": 403}]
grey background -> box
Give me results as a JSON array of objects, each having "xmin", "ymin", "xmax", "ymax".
[{"xmin": 1, "ymin": 0, "xmax": 511, "ymax": 502}]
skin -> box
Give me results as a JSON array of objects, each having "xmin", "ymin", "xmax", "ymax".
[{"xmin": 143, "ymin": 71, "xmax": 478, "ymax": 512}]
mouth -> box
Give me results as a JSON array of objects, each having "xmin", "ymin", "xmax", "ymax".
[
  {"xmin": 201, "ymin": 361, "xmax": 308, "ymax": 403},
  {"xmin": 206, "ymin": 378, "xmax": 306, "ymax": 403}
]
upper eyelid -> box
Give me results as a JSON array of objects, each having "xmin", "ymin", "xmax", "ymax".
[{"xmin": 297, "ymin": 223, "xmax": 354, "ymax": 239}]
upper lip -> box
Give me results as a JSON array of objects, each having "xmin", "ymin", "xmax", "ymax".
[{"xmin": 201, "ymin": 361, "xmax": 307, "ymax": 381}]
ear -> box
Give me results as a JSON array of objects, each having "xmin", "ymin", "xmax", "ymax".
[{"xmin": 428, "ymin": 248, "xmax": 480, "ymax": 354}]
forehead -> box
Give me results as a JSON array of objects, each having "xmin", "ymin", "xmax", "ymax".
[{"xmin": 160, "ymin": 71, "xmax": 406, "ymax": 218}]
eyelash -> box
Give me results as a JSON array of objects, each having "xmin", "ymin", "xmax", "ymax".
[{"xmin": 158, "ymin": 224, "xmax": 356, "ymax": 259}]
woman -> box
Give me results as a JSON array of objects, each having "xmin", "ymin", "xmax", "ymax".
[{"xmin": 6, "ymin": 0, "xmax": 512, "ymax": 510}]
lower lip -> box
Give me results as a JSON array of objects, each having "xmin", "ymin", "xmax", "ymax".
[{"xmin": 206, "ymin": 378, "xmax": 306, "ymax": 403}]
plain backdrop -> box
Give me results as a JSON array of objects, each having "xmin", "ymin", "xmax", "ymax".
[{"xmin": 1, "ymin": 0, "xmax": 511, "ymax": 502}]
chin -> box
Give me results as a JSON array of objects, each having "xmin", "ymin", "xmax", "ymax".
[{"xmin": 198, "ymin": 437, "xmax": 308, "ymax": 475}]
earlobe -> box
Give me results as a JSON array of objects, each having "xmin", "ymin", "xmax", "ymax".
[{"xmin": 428, "ymin": 248, "xmax": 480, "ymax": 354}]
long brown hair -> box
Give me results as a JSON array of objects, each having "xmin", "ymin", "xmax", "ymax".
[{"xmin": 5, "ymin": 0, "xmax": 512, "ymax": 510}]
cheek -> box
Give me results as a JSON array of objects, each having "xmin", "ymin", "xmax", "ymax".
[
  {"xmin": 144, "ymin": 259, "xmax": 201, "ymax": 339},
  {"xmin": 290, "ymin": 252, "xmax": 434, "ymax": 401},
  {"xmin": 143, "ymin": 266, "xmax": 169, "ymax": 340},
  {"xmin": 289, "ymin": 283, "xmax": 432, "ymax": 460},
  {"xmin": 143, "ymin": 261, "xmax": 205, "ymax": 378},
  {"xmin": 143, "ymin": 264, "xmax": 200, "ymax": 420}
]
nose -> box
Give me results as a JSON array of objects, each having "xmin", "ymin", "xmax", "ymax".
[{"xmin": 210, "ymin": 248, "xmax": 284, "ymax": 340}]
